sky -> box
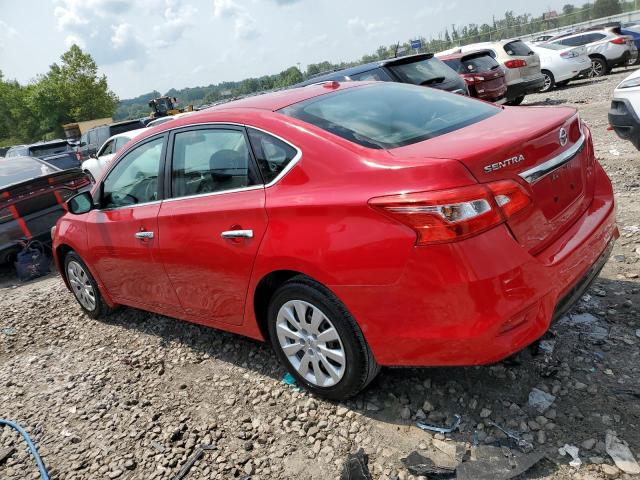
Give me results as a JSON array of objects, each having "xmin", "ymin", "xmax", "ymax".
[{"xmin": 0, "ymin": 0, "xmax": 588, "ymax": 99}]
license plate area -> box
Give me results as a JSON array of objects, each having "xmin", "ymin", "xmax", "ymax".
[{"xmin": 530, "ymin": 154, "xmax": 584, "ymax": 219}]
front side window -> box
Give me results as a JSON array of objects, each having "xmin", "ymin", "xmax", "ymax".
[
  {"xmin": 171, "ymin": 128, "xmax": 257, "ymax": 198},
  {"xmin": 247, "ymin": 129, "xmax": 298, "ymax": 184},
  {"xmin": 280, "ymin": 82, "xmax": 499, "ymax": 149},
  {"xmin": 114, "ymin": 137, "xmax": 130, "ymax": 151},
  {"xmin": 102, "ymin": 137, "xmax": 163, "ymax": 208}
]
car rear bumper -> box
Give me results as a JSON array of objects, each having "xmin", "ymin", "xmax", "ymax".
[
  {"xmin": 607, "ymin": 48, "xmax": 638, "ymax": 68},
  {"xmin": 506, "ymin": 74, "xmax": 546, "ymax": 100},
  {"xmin": 332, "ymin": 162, "xmax": 617, "ymax": 366},
  {"xmin": 608, "ymin": 96, "xmax": 640, "ymax": 150}
]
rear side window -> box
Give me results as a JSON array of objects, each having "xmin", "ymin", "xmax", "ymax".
[
  {"xmin": 280, "ymin": 83, "xmax": 499, "ymax": 149},
  {"xmin": 583, "ymin": 33, "xmax": 606, "ymax": 43},
  {"xmin": 114, "ymin": 137, "xmax": 130, "ymax": 151},
  {"xmin": 350, "ymin": 68, "xmax": 393, "ymax": 81},
  {"xmin": 247, "ymin": 129, "xmax": 298, "ymax": 184},
  {"xmin": 171, "ymin": 128, "xmax": 258, "ymax": 198},
  {"xmin": 504, "ymin": 40, "xmax": 533, "ymax": 56},
  {"xmin": 461, "ymin": 54, "xmax": 500, "ymax": 73},
  {"xmin": 557, "ymin": 35, "xmax": 585, "ymax": 46}
]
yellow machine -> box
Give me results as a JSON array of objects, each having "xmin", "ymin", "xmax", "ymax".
[{"xmin": 148, "ymin": 96, "xmax": 194, "ymax": 119}]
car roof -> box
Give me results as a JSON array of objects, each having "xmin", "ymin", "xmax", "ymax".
[
  {"xmin": 108, "ymin": 127, "xmax": 149, "ymax": 141},
  {"xmin": 205, "ymin": 81, "xmax": 366, "ymax": 112},
  {"xmin": 292, "ymin": 53, "xmax": 435, "ymax": 87}
]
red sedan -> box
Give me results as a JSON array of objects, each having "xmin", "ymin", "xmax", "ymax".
[
  {"xmin": 53, "ymin": 81, "xmax": 617, "ymax": 399},
  {"xmin": 439, "ymin": 50, "xmax": 508, "ymax": 103}
]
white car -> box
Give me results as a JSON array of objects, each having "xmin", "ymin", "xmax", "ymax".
[
  {"xmin": 146, "ymin": 111, "xmax": 197, "ymax": 128},
  {"xmin": 608, "ymin": 68, "xmax": 640, "ymax": 150},
  {"xmin": 526, "ymin": 42, "xmax": 591, "ymax": 92},
  {"xmin": 81, "ymin": 128, "xmax": 147, "ymax": 182}
]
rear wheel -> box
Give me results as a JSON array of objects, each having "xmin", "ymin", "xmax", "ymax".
[
  {"xmin": 268, "ymin": 276, "xmax": 379, "ymax": 400},
  {"xmin": 64, "ymin": 252, "xmax": 112, "ymax": 319},
  {"xmin": 539, "ymin": 70, "xmax": 555, "ymax": 93},
  {"xmin": 587, "ymin": 57, "xmax": 607, "ymax": 77}
]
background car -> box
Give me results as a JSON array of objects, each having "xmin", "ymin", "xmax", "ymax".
[
  {"xmin": 454, "ymin": 39, "xmax": 545, "ymax": 105},
  {"xmin": 437, "ymin": 50, "xmax": 508, "ymax": 103},
  {"xmin": 0, "ymin": 156, "xmax": 90, "ymax": 263},
  {"xmin": 77, "ymin": 119, "xmax": 146, "ymax": 161},
  {"xmin": 609, "ymin": 68, "xmax": 640, "ymax": 150},
  {"xmin": 547, "ymin": 28, "xmax": 638, "ymax": 77},
  {"xmin": 6, "ymin": 139, "xmax": 80, "ymax": 170},
  {"xmin": 146, "ymin": 111, "xmax": 197, "ymax": 128},
  {"xmin": 526, "ymin": 42, "xmax": 591, "ymax": 92},
  {"xmin": 54, "ymin": 81, "xmax": 615, "ymax": 400},
  {"xmin": 620, "ymin": 26, "xmax": 640, "ymax": 65},
  {"xmin": 292, "ymin": 53, "xmax": 469, "ymax": 95},
  {"xmin": 81, "ymin": 127, "xmax": 148, "ymax": 182}
]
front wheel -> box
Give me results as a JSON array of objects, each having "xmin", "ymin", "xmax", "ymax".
[
  {"xmin": 268, "ymin": 276, "xmax": 379, "ymax": 400},
  {"xmin": 64, "ymin": 252, "xmax": 113, "ymax": 319},
  {"xmin": 588, "ymin": 57, "xmax": 607, "ymax": 77},
  {"xmin": 539, "ymin": 70, "xmax": 555, "ymax": 93}
]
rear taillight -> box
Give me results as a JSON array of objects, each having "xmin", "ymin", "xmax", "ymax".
[
  {"xmin": 369, "ymin": 181, "xmax": 531, "ymax": 245},
  {"xmin": 504, "ymin": 59, "xmax": 527, "ymax": 69},
  {"xmin": 610, "ymin": 37, "xmax": 627, "ymax": 45},
  {"xmin": 66, "ymin": 176, "xmax": 90, "ymax": 190},
  {"xmin": 560, "ymin": 49, "xmax": 579, "ymax": 59}
]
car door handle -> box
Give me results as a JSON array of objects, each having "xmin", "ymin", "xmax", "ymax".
[
  {"xmin": 135, "ymin": 231, "xmax": 154, "ymax": 240},
  {"xmin": 221, "ymin": 229, "xmax": 253, "ymax": 239}
]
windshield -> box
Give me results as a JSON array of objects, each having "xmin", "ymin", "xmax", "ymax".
[
  {"xmin": 280, "ymin": 83, "xmax": 499, "ymax": 149},
  {"xmin": 388, "ymin": 57, "xmax": 458, "ymax": 85},
  {"xmin": 504, "ymin": 40, "xmax": 534, "ymax": 56}
]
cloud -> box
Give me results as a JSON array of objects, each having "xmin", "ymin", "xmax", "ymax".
[
  {"xmin": 54, "ymin": 0, "xmax": 145, "ymax": 64},
  {"xmin": 0, "ymin": 20, "xmax": 18, "ymax": 48},
  {"xmin": 272, "ymin": 0, "xmax": 301, "ymax": 5},
  {"xmin": 153, "ymin": 0, "xmax": 197, "ymax": 48},
  {"xmin": 213, "ymin": 0, "xmax": 259, "ymax": 39},
  {"xmin": 347, "ymin": 17, "xmax": 386, "ymax": 36}
]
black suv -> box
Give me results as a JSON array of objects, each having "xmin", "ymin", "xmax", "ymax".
[
  {"xmin": 77, "ymin": 119, "xmax": 146, "ymax": 160},
  {"xmin": 292, "ymin": 53, "xmax": 469, "ymax": 95},
  {"xmin": 5, "ymin": 139, "xmax": 80, "ymax": 170}
]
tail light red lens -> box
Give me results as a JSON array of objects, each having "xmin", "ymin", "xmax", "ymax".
[
  {"xmin": 369, "ymin": 181, "xmax": 531, "ymax": 245},
  {"xmin": 610, "ymin": 37, "xmax": 627, "ymax": 45},
  {"xmin": 504, "ymin": 59, "xmax": 527, "ymax": 69}
]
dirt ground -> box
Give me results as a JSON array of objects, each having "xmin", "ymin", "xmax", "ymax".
[{"xmin": 1, "ymin": 68, "xmax": 639, "ymax": 480}]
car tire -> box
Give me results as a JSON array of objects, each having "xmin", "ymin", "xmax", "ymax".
[
  {"xmin": 64, "ymin": 251, "xmax": 113, "ymax": 319},
  {"xmin": 507, "ymin": 96, "xmax": 525, "ymax": 106},
  {"xmin": 588, "ymin": 57, "xmax": 607, "ymax": 77},
  {"xmin": 539, "ymin": 70, "xmax": 555, "ymax": 93},
  {"xmin": 267, "ymin": 275, "xmax": 380, "ymax": 400}
]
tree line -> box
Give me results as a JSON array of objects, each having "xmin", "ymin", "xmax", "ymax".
[{"xmin": 0, "ymin": 0, "xmax": 634, "ymax": 146}]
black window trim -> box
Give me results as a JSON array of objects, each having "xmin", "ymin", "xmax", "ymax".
[
  {"xmin": 95, "ymin": 133, "xmax": 169, "ymax": 211},
  {"xmin": 163, "ymin": 123, "xmax": 262, "ymax": 202}
]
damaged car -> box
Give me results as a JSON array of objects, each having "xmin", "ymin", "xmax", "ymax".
[{"xmin": 53, "ymin": 82, "xmax": 617, "ymax": 399}]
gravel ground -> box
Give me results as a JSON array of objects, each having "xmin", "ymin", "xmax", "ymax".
[{"xmin": 1, "ymin": 68, "xmax": 639, "ymax": 480}]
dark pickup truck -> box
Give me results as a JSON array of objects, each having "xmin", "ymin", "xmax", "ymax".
[{"xmin": 6, "ymin": 139, "xmax": 81, "ymax": 170}]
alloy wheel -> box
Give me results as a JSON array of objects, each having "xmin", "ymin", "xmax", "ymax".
[
  {"xmin": 588, "ymin": 60, "xmax": 604, "ymax": 78},
  {"xmin": 540, "ymin": 73, "xmax": 552, "ymax": 92},
  {"xmin": 67, "ymin": 260, "xmax": 96, "ymax": 310},
  {"xmin": 275, "ymin": 299, "xmax": 346, "ymax": 387}
]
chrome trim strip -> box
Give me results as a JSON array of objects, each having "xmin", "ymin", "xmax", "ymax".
[
  {"xmin": 519, "ymin": 134, "xmax": 585, "ymax": 184},
  {"xmin": 162, "ymin": 185, "xmax": 264, "ymax": 203}
]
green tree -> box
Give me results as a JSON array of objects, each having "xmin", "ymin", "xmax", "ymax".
[
  {"xmin": 593, "ymin": 0, "xmax": 622, "ymax": 17},
  {"xmin": 30, "ymin": 44, "xmax": 118, "ymax": 138},
  {"xmin": 562, "ymin": 4, "xmax": 576, "ymax": 15}
]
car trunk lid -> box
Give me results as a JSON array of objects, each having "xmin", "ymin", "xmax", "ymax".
[{"xmin": 389, "ymin": 106, "xmax": 595, "ymax": 253}]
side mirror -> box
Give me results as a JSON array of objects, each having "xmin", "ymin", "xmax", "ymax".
[{"xmin": 67, "ymin": 191, "xmax": 94, "ymax": 215}]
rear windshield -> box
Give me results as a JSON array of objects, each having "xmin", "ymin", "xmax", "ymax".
[
  {"xmin": 388, "ymin": 57, "xmax": 458, "ymax": 85},
  {"xmin": 461, "ymin": 54, "xmax": 500, "ymax": 73},
  {"xmin": 504, "ymin": 40, "xmax": 533, "ymax": 56},
  {"xmin": 279, "ymin": 83, "xmax": 499, "ymax": 149},
  {"xmin": 28, "ymin": 142, "xmax": 71, "ymax": 158},
  {"xmin": 0, "ymin": 157, "xmax": 57, "ymax": 189}
]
